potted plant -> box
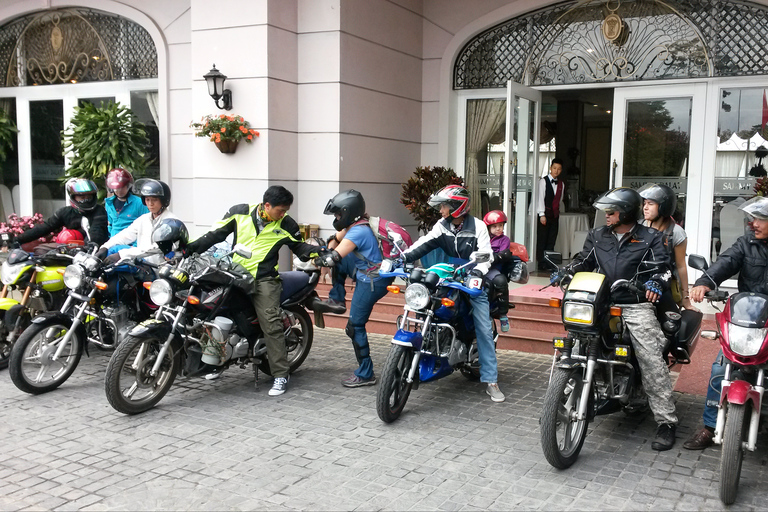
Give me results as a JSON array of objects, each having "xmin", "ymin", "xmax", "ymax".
[
  {"xmin": 61, "ymin": 101, "xmax": 149, "ymax": 194},
  {"xmin": 0, "ymin": 213, "xmax": 52, "ymax": 251},
  {"xmin": 190, "ymin": 114, "xmax": 260, "ymax": 154}
]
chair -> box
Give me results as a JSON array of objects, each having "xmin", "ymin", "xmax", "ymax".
[
  {"xmin": 719, "ymin": 201, "xmax": 745, "ymax": 254},
  {"xmin": 0, "ymin": 184, "xmax": 11, "ymax": 222},
  {"xmin": 570, "ymin": 230, "xmax": 588, "ymax": 258}
]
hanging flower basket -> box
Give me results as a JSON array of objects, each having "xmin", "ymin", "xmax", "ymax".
[{"xmin": 190, "ymin": 114, "xmax": 259, "ymax": 154}]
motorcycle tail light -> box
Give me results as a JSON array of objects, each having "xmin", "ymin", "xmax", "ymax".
[
  {"xmin": 387, "ymin": 285, "xmax": 400, "ymax": 294},
  {"xmin": 549, "ymin": 298, "xmax": 561, "ymax": 308},
  {"xmin": 441, "ymin": 298, "xmax": 455, "ymax": 307},
  {"xmin": 94, "ymin": 281, "xmax": 108, "ymax": 291},
  {"xmin": 610, "ymin": 306, "xmax": 622, "ymax": 316}
]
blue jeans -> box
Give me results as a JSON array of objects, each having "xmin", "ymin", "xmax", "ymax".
[
  {"xmin": 469, "ymin": 290, "xmax": 498, "ymax": 383},
  {"xmin": 703, "ymin": 350, "xmax": 726, "ymax": 428},
  {"xmin": 348, "ymin": 275, "xmax": 394, "ymax": 379},
  {"xmin": 328, "ymin": 256, "xmax": 357, "ymax": 303}
]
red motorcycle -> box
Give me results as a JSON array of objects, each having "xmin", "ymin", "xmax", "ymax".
[{"xmin": 689, "ymin": 255, "xmax": 767, "ymax": 505}]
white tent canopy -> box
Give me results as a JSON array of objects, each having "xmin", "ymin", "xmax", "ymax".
[{"xmin": 716, "ymin": 132, "xmax": 768, "ymax": 177}]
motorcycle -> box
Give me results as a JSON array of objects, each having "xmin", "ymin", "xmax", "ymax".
[
  {"xmin": 103, "ymin": 245, "xmax": 322, "ymax": 415},
  {"xmin": 0, "ymin": 246, "xmax": 73, "ymax": 369},
  {"xmin": 9, "ymin": 247, "xmax": 157, "ymax": 394},
  {"xmin": 688, "ymin": 254, "xmax": 767, "ymax": 505},
  {"xmin": 375, "ymin": 251, "xmax": 500, "ymax": 423},
  {"xmin": 539, "ymin": 251, "xmax": 702, "ymax": 469}
]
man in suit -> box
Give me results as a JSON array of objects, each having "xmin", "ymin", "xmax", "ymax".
[{"xmin": 536, "ymin": 158, "xmax": 564, "ymax": 269}]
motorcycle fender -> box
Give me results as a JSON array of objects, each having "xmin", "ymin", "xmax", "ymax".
[
  {"xmin": 0, "ymin": 297, "xmax": 20, "ymax": 310},
  {"xmin": 129, "ymin": 318, "xmax": 173, "ymax": 339},
  {"xmin": 721, "ymin": 380, "xmax": 760, "ymax": 407},
  {"xmin": 392, "ymin": 330, "xmax": 422, "ymax": 351}
]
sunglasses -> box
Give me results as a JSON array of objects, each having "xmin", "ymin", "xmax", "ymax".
[{"xmin": 604, "ymin": 210, "xmax": 616, "ymax": 215}]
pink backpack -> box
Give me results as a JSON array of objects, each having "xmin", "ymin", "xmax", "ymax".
[{"xmin": 350, "ymin": 217, "xmax": 413, "ymax": 278}]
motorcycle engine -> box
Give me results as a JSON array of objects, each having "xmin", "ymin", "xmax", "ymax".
[{"xmin": 103, "ymin": 305, "xmax": 137, "ymax": 346}]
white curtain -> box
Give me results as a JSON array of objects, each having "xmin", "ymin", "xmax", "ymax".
[
  {"xmin": 466, "ymin": 99, "xmax": 506, "ymax": 217},
  {"xmin": 144, "ymin": 91, "xmax": 159, "ymax": 126}
]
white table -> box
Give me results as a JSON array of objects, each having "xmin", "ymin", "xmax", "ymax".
[{"xmin": 553, "ymin": 213, "xmax": 590, "ymax": 259}]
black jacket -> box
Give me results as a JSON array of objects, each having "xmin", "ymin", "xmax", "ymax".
[
  {"xmin": 570, "ymin": 223, "xmax": 672, "ymax": 304},
  {"xmin": 694, "ymin": 234, "xmax": 768, "ymax": 294},
  {"xmin": 16, "ymin": 205, "xmax": 109, "ymax": 246}
]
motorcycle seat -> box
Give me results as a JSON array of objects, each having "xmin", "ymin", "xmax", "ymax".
[{"xmin": 280, "ymin": 271, "xmax": 310, "ymax": 302}]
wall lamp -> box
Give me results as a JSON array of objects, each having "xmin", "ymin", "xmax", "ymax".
[{"xmin": 203, "ymin": 64, "xmax": 232, "ymax": 110}]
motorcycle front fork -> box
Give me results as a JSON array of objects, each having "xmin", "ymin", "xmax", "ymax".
[{"xmin": 714, "ymin": 365, "xmax": 765, "ymax": 451}]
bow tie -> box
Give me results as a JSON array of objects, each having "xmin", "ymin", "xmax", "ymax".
[{"xmin": 551, "ymin": 178, "xmax": 558, "ymax": 184}]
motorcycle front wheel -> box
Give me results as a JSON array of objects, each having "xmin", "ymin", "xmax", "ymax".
[
  {"xmin": 376, "ymin": 345, "xmax": 415, "ymax": 423},
  {"xmin": 257, "ymin": 307, "xmax": 313, "ymax": 376},
  {"xmin": 719, "ymin": 402, "xmax": 750, "ymax": 505},
  {"xmin": 540, "ymin": 366, "xmax": 590, "ymax": 469},
  {"xmin": 104, "ymin": 334, "xmax": 180, "ymax": 415},
  {"xmin": 9, "ymin": 318, "xmax": 82, "ymax": 394}
]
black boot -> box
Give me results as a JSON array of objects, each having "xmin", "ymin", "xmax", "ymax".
[{"xmin": 651, "ymin": 423, "xmax": 677, "ymax": 451}]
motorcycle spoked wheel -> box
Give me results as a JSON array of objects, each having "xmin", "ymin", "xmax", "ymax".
[
  {"xmin": 376, "ymin": 344, "xmax": 415, "ymax": 423},
  {"xmin": 8, "ymin": 319, "xmax": 83, "ymax": 394},
  {"xmin": 719, "ymin": 402, "xmax": 750, "ymax": 505},
  {"xmin": 257, "ymin": 307, "xmax": 313, "ymax": 377},
  {"xmin": 540, "ymin": 366, "xmax": 591, "ymax": 469},
  {"xmin": 460, "ymin": 321, "xmax": 498, "ymax": 381},
  {"xmin": 104, "ymin": 334, "xmax": 180, "ymax": 415}
]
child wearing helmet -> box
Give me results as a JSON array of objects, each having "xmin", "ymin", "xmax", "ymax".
[
  {"xmin": 98, "ymin": 179, "xmax": 178, "ymax": 265},
  {"xmin": 104, "ymin": 168, "xmax": 148, "ymax": 238},
  {"xmin": 7, "ymin": 178, "xmax": 109, "ymax": 249},
  {"xmin": 483, "ymin": 210, "xmax": 511, "ymax": 332}
]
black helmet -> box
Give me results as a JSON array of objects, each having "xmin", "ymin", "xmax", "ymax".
[
  {"xmin": 593, "ymin": 187, "xmax": 642, "ymax": 225},
  {"xmin": 739, "ymin": 196, "xmax": 768, "ymax": 220},
  {"xmin": 428, "ymin": 185, "xmax": 470, "ymax": 218},
  {"xmin": 323, "ymin": 189, "xmax": 366, "ymax": 231},
  {"xmin": 65, "ymin": 178, "xmax": 98, "ymax": 213},
  {"xmin": 637, "ymin": 183, "xmax": 677, "ymax": 219},
  {"xmin": 151, "ymin": 218, "xmax": 188, "ymax": 254},
  {"xmin": 135, "ymin": 178, "xmax": 171, "ymax": 208}
]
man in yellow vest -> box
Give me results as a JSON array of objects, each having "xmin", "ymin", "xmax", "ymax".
[{"xmin": 186, "ymin": 186, "xmax": 319, "ymax": 396}]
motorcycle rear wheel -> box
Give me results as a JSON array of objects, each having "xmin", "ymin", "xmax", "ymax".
[
  {"xmin": 257, "ymin": 307, "xmax": 313, "ymax": 376},
  {"xmin": 376, "ymin": 344, "xmax": 414, "ymax": 423},
  {"xmin": 105, "ymin": 334, "xmax": 180, "ymax": 415},
  {"xmin": 540, "ymin": 366, "xmax": 590, "ymax": 469},
  {"xmin": 9, "ymin": 318, "xmax": 82, "ymax": 394},
  {"xmin": 719, "ymin": 402, "xmax": 750, "ymax": 505}
]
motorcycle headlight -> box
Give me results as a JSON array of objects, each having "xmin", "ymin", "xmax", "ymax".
[
  {"xmin": 149, "ymin": 279, "xmax": 174, "ymax": 306},
  {"xmin": 404, "ymin": 283, "xmax": 430, "ymax": 310},
  {"xmin": 727, "ymin": 324, "xmax": 767, "ymax": 357},
  {"xmin": 1, "ymin": 262, "xmax": 25, "ymax": 285},
  {"xmin": 63, "ymin": 264, "xmax": 84, "ymax": 290},
  {"xmin": 563, "ymin": 302, "xmax": 594, "ymax": 325}
]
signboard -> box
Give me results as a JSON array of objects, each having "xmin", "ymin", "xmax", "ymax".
[
  {"xmin": 714, "ymin": 177, "xmax": 757, "ymax": 196},
  {"xmin": 623, "ymin": 176, "xmax": 687, "ymax": 192},
  {"xmin": 478, "ymin": 174, "xmax": 501, "ymax": 190}
]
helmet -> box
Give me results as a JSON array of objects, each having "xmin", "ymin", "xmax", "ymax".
[
  {"xmin": 54, "ymin": 228, "xmax": 84, "ymax": 245},
  {"xmin": 592, "ymin": 187, "xmax": 642, "ymax": 225},
  {"xmin": 106, "ymin": 168, "xmax": 133, "ymax": 192},
  {"xmin": 135, "ymin": 179, "xmax": 171, "ymax": 208},
  {"xmin": 739, "ymin": 196, "xmax": 768, "ymax": 220},
  {"xmin": 65, "ymin": 178, "xmax": 98, "ymax": 212},
  {"xmin": 151, "ymin": 218, "xmax": 188, "ymax": 254},
  {"xmin": 323, "ymin": 189, "xmax": 366, "ymax": 231},
  {"xmin": 428, "ymin": 185, "xmax": 470, "ymax": 218},
  {"xmin": 637, "ymin": 183, "xmax": 677, "ymax": 218},
  {"xmin": 483, "ymin": 210, "xmax": 507, "ymax": 226}
]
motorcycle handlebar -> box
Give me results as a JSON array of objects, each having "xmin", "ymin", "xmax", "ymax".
[{"xmin": 705, "ymin": 290, "xmax": 729, "ymax": 302}]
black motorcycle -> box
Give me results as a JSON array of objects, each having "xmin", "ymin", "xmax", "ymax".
[{"xmin": 104, "ymin": 245, "xmax": 323, "ymax": 414}]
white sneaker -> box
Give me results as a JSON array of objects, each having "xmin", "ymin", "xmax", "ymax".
[
  {"xmin": 486, "ymin": 383, "xmax": 505, "ymax": 403},
  {"xmin": 268, "ymin": 376, "xmax": 289, "ymax": 396}
]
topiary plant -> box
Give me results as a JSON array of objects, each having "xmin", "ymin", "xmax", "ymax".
[
  {"xmin": 61, "ymin": 101, "xmax": 149, "ymax": 194},
  {"xmin": 400, "ymin": 166, "xmax": 464, "ymax": 234}
]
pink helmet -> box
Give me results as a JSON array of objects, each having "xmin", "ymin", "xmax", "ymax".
[
  {"xmin": 106, "ymin": 168, "xmax": 133, "ymax": 191},
  {"xmin": 483, "ymin": 210, "xmax": 507, "ymax": 226}
]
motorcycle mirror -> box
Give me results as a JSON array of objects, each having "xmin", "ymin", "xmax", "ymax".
[
  {"xmin": 638, "ymin": 260, "xmax": 662, "ymax": 273},
  {"xmin": 688, "ymin": 254, "xmax": 709, "ymax": 271},
  {"xmin": 544, "ymin": 251, "xmax": 562, "ymax": 265},
  {"xmin": 233, "ymin": 244, "xmax": 252, "ymax": 259},
  {"xmin": 470, "ymin": 251, "xmax": 492, "ymax": 264},
  {"xmin": 389, "ymin": 232, "xmax": 408, "ymax": 254},
  {"xmin": 81, "ymin": 217, "xmax": 91, "ymax": 241}
]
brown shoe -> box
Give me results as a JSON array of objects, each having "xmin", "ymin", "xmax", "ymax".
[{"xmin": 683, "ymin": 426, "xmax": 715, "ymax": 450}]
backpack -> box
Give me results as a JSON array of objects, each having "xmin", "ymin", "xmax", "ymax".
[{"xmin": 350, "ymin": 216, "xmax": 414, "ymax": 279}]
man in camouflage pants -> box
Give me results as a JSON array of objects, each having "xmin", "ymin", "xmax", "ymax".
[{"xmin": 564, "ymin": 187, "xmax": 677, "ymax": 451}]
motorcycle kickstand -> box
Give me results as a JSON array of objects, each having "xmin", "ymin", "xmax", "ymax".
[{"xmin": 253, "ymin": 363, "xmax": 260, "ymax": 389}]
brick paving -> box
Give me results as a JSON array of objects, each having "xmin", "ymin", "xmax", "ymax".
[{"xmin": 0, "ymin": 328, "xmax": 766, "ymax": 511}]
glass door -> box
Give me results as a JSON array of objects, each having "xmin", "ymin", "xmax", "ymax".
[{"xmin": 610, "ymin": 84, "xmax": 707, "ymax": 270}]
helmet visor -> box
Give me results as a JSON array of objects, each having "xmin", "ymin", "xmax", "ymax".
[{"xmin": 739, "ymin": 196, "xmax": 768, "ymax": 220}]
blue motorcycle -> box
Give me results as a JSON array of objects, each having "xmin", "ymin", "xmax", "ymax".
[{"xmin": 376, "ymin": 252, "xmax": 498, "ymax": 423}]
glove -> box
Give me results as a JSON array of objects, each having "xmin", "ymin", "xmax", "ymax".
[
  {"xmin": 644, "ymin": 279, "xmax": 663, "ymax": 296},
  {"xmin": 313, "ymin": 249, "xmax": 341, "ymax": 268},
  {"xmin": 494, "ymin": 249, "xmax": 512, "ymax": 264},
  {"xmin": 550, "ymin": 271, "xmax": 561, "ymax": 285},
  {"xmin": 96, "ymin": 246, "xmax": 109, "ymax": 260},
  {"xmin": 469, "ymin": 269, "xmax": 484, "ymax": 278}
]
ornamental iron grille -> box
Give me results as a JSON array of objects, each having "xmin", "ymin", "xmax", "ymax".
[
  {"xmin": 454, "ymin": 0, "xmax": 768, "ymax": 88},
  {"xmin": 0, "ymin": 8, "xmax": 157, "ymax": 87}
]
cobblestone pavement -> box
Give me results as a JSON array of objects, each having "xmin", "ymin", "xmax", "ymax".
[{"xmin": 0, "ymin": 328, "xmax": 766, "ymax": 511}]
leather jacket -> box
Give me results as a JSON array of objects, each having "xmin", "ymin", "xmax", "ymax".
[
  {"xmin": 569, "ymin": 222, "xmax": 672, "ymax": 304},
  {"xmin": 694, "ymin": 234, "xmax": 768, "ymax": 294},
  {"xmin": 16, "ymin": 205, "xmax": 109, "ymax": 246}
]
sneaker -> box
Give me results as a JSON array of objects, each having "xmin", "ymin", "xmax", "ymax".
[
  {"xmin": 486, "ymin": 383, "xmax": 505, "ymax": 403},
  {"xmin": 683, "ymin": 426, "xmax": 715, "ymax": 450},
  {"xmin": 310, "ymin": 297, "xmax": 346, "ymax": 315},
  {"xmin": 268, "ymin": 376, "xmax": 289, "ymax": 396},
  {"xmin": 342, "ymin": 374, "xmax": 376, "ymax": 388},
  {"xmin": 499, "ymin": 316, "xmax": 510, "ymax": 332},
  {"xmin": 204, "ymin": 369, "xmax": 224, "ymax": 380},
  {"xmin": 651, "ymin": 423, "xmax": 677, "ymax": 451}
]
